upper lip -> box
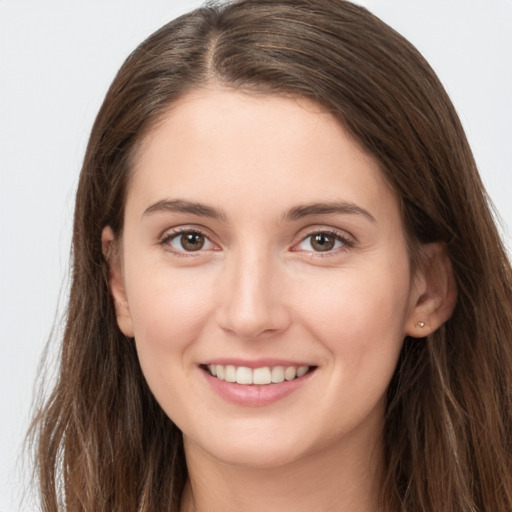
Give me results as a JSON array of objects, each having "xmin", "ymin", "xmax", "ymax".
[{"xmin": 202, "ymin": 358, "xmax": 314, "ymax": 369}]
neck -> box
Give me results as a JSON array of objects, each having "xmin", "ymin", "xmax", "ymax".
[{"xmin": 180, "ymin": 434, "xmax": 384, "ymax": 512}]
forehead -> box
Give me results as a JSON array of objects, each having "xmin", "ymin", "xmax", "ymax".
[{"xmin": 127, "ymin": 87, "xmax": 398, "ymax": 225}]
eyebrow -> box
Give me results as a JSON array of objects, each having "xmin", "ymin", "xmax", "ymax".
[
  {"xmin": 284, "ymin": 201, "xmax": 376, "ymax": 223},
  {"xmin": 143, "ymin": 199, "xmax": 227, "ymax": 221},
  {"xmin": 142, "ymin": 198, "xmax": 376, "ymax": 223}
]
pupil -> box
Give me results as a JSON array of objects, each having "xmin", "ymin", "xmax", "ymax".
[
  {"xmin": 181, "ymin": 233, "xmax": 204, "ymax": 251},
  {"xmin": 312, "ymin": 233, "xmax": 334, "ymax": 251}
]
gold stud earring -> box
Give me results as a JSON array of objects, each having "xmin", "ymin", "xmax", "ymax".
[{"xmin": 417, "ymin": 321, "xmax": 425, "ymax": 328}]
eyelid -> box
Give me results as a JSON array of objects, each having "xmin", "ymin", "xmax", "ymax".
[
  {"xmin": 159, "ymin": 225, "xmax": 220, "ymax": 254},
  {"xmin": 157, "ymin": 224, "xmax": 355, "ymax": 255},
  {"xmin": 291, "ymin": 226, "xmax": 356, "ymax": 254}
]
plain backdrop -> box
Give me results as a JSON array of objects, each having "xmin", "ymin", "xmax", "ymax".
[{"xmin": 1, "ymin": 1, "xmax": 511, "ymax": 510}]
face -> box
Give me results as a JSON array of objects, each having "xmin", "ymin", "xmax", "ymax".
[{"xmin": 106, "ymin": 88, "xmax": 427, "ymax": 469}]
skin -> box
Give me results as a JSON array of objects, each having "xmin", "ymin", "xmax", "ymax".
[{"xmin": 103, "ymin": 87, "xmax": 456, "ymax": 512}]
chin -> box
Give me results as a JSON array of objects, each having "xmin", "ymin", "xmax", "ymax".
[{"xmin": 184, "ymin": 424, "xmax": 327, "ymax": 470}]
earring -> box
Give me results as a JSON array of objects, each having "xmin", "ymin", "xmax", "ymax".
[{"xmin": 417, "ymin": 321, "xmax": 425, "ymax": 328}]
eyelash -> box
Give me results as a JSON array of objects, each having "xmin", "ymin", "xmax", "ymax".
[
  {"xmin": 159, "ymin": 228, "xmax": 217, "ymax": 257},
  {"xmin": 293, "ymin": 229, "xmax": 354, "ymax": 256},
  {"xmin": 159, "ymin": 228, "xmax": 354, "ymax": 256}
]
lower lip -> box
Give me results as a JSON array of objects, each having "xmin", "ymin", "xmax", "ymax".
[{"xmin": 202, "ymin": 367, "xmax": 315, "ymax": 407}]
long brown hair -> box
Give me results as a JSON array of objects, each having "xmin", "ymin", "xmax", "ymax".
[{"xmin": 30, "ymin": 1, "xmax": 512, "ymax": 510}]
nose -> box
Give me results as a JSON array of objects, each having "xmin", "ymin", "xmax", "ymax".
[{"xmin": 215, "ymin": 247, "xmax": 291, "ymax": 340}]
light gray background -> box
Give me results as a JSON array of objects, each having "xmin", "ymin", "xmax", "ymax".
[{"xmin": 1, "ymin": 1, "xmax": 511, "ymax": 510}]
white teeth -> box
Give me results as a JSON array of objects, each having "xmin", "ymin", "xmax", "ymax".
[
  {"xmin": 297, "ymin": 365, "xmax": 308, "ymax": 377},
  {"xmin": 271, "ymin": 366, "xmax": 285, "ymax": 383},
  {"xmin": 225, "ymin": 365, "xmax": 236, "ymax": 383},
  {"xmin": 253, "ymin": 367, "xmax": 272, "ymax": 385},
  {"xmin": 236, "ymin": 366, "xmax": 253, "ymax": 385},
  {"xmin": 284, "ymin": 366, "xmax": 297, "ymax": 380},
  {"xmin": 207, "ymin": 364, "xmax": 310, "ymax": 385}
]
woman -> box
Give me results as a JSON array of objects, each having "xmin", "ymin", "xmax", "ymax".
[{"xmin": 30, "ymin": 0, "xmax": 512, "ymax": 510}]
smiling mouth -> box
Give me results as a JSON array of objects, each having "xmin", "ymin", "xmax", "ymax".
[{"xmin": 203, "ymin": 364, "xmax": 314, "ymax": 385}]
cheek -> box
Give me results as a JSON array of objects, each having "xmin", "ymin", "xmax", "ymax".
[
  {"xmin": 295, "ymin": 266, "xmax": 411, "ymax": 436},
  {"xmin": 297, "ymin": 260, "xmax": 411, "ymax": 370},
  {"xmin": 125, "ymin": 262, "xmax": 216, "ymax": 360},
  {"xmin": 124, "ymin": 263, "xmax": 219, "ymax": 421}
]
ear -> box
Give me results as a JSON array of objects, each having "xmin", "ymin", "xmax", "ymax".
[
  {"xmin": 405, "ymin": 242, "xmax": 457, "ymax": 338},
  {"xmin": 101, "ymin": 226, "xmax": 134, "ymax": 337}
]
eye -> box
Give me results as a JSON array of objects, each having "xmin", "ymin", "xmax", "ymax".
[
  {"xmin": 163, "ymin": 230, "xmax": 216, "ymax": 252},
  {"xmin": 295, "ymin": 231, "xmax": 351, "ymax": 253}
]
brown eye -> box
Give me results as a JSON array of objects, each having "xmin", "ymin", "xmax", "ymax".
[
  {"xmin": 310, "ymin": 233, "xmax": 336, "ymax": 251},
  {"xmin": 180, "ymin": 232, "xmax": 205, "ymax": 251},
  {"xmin": 295, "ymin": 231, "xmax": 348, "ymax": 253},
  {"xmin": 167, "ymin": 231, "xmax": 214, "ymax": 252}
]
